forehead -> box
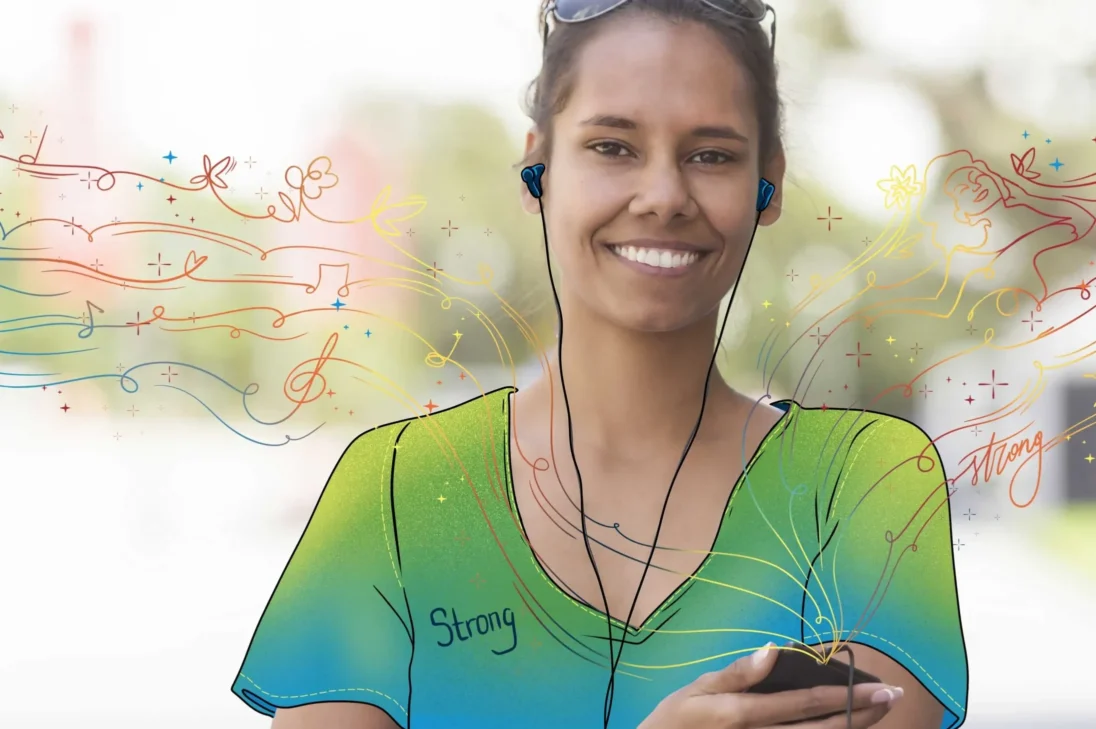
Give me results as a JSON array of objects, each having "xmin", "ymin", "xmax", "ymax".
[{"xmin": 561, "ymin": 14, "xmax": 756, "ymax": 134}]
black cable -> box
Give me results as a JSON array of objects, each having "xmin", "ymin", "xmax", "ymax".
[
  {"xmin": 535, "ymin": 196, "xmax": 766, "ymax": 728},
  {"xmin": 534, "ymin": 198, "xmax": 616, "ymax": 726},
  {"xmin": 835, "ymin": 644, "xmax": 855, "ymax": 729}
]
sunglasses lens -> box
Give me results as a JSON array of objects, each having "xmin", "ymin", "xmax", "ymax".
[
  {"xmin": 552, "ymin": 0, "xmax": 632, "ymax": 22},
  {"xmin": 550, "ymin": 1, "xmax": 771, "ymax": 31},
  {"xmin": 706, "ymin": 0, "xmax": 769, "ymax": 21}
]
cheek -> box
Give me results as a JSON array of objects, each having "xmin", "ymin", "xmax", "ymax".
[
  {"xmin": 549, "ymin": 170, "xmax": 624, "ymax": 251},
  {"xmin": 703, "ymin": 193, "xmax": 759, "ymax": 243}
]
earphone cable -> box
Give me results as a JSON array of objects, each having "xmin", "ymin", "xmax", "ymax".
[
  {"xmin": 535, "ymin": 192, "xmax": 768, "ymax": 728},
  {"xmin": 601, "ymin": 208, "xmax": 765, "ymax": 721},
  {"xmin": 836, "ymin": 644, "xmax": 855, "ymax": 729},
  {"xmin": 535, "ymin": 197, "xmax": 617, "ymax": 727}
]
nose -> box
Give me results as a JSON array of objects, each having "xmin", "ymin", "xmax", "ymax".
[{"xmin": 627, "ymin": 158, "xmax": 697, "ymax": 222}]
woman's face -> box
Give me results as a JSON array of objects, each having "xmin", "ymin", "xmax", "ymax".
[
  {"xmin": 945, "ymin": 165, "xmax": 1005, "ymax": 222},
  {"xmin": 522, "ymin": 13, "xmax": 784, "ymax": 333}
]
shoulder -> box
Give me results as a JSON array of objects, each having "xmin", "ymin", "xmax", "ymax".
[
  {"xmin": 774, "ymin": 403, "xmax": 946, "ymax": 507},
  {"xmin": 778, "ymin": 401, "xmax": 937, "ymax": 457},
  {"xmin": 343, "ymin": 387, "xmax": 514, "ymax": 468}
]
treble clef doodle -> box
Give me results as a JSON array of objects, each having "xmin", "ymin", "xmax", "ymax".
[{"xmin": 284, "ymin": 332, "xmax": 338, "ymax": 407}]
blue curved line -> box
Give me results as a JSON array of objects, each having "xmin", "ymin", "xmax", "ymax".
[
  {"xmin": 0, "ymin": 360, "xmax": 247, "ymax": 395},
  {"xmin": 0, "ymin": 314, "xmax": 83, "ymax": 326},
  {"xmin": 0, "ymin": 321, "xmax": 108, "ymax": 335},
  {"xmin": 0, "ymin": 372, "xmax": 120, "ymax": 388},
  {"xmin": 0, "ymin": 220, "xmax": 40, "ymax": 241},
  {"xmin": 0, "ymin": 371, "xmax": 59, "ymax": 377},
  {"xmin": 158, "ymin": 383, "xmax": 324, "ymax": 447},
  {"xmin": 241, "ymin": 394, "xmax": 302, "ymax": 428},
  {"xmin": 0, "ymin": 346, "xmax": 97, "ymax": 356},
  {"xmin": 0, "ymin": 283, "xmax": 70, "ymax": 297},
  {"xmin": 117, "ymin": 360, "xmax": 257, "ymax": 398},
  {"xmin": 112, "ymin": 361, "xmax": 297, "ymax": 429},
  {"xmin": 0, "ymin": 357, "xmax": 322, "ymax": 443}
]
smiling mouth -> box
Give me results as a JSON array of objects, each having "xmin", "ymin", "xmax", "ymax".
[{"xmin": 608, "ymin": 244, "xmax": 706, "ymax": 270}]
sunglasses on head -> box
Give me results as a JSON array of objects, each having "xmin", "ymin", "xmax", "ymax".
[{"xmin": 542, "ymin": 0, "xmax": 777, "ymax": 56}]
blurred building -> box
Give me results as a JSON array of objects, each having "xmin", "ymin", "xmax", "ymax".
[{"xmin": 913, "ymin": 267, "xmax": 1096, "ymax": 513}]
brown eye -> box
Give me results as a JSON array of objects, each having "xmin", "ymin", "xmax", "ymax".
[
  {"xmin": 691, "ymin": 150, "xmax": 733, "ymax": 166},
  {"xmin": 590, "ymin": 141, "xmax": 632, "ymax": 157}
]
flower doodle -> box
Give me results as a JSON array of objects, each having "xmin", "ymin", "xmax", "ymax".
[
  {"xmin": 877, "ymin": 164, "xmax": 924, "ymax": 211},
  {"xmin": 286, "ymin": 156, "xmax": 339, "ymax": 201}
]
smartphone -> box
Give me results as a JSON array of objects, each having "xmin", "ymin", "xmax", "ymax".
[{"xmin": 745, "ymin": 642, "xmax": 880, "ymax": 724}]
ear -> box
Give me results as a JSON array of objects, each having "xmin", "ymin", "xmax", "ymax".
[
  {"xmin": 758, "ymin": 146, "xmax": 787, "ymax": 227},
  {"xmin": 519, "ymin": 126, "xmax": 545, "ymax": 215}
]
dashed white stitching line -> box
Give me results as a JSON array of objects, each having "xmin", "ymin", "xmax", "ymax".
[
  {"xmin": 379, "ymin": 427, "xmax": 405, "ymax": 590},
  {"xmin": 821, "ymin": 420, "xmax": 966, "ymax": 716},
  {"xmin": 813, "ymin": 629, "xmax": 966, "ymax": 714},
  {"xmin": 243, "ymin": 429, "xmax": 412, "ymax": 709},
  {"xmin": 238, "ymin": 672, "xmax": 409, "ymax": 716},
  {"xmin": 265, "ymin": 410, "xmax": 960, "ymax": 721}
]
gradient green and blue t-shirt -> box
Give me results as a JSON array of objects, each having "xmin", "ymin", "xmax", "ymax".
[{"xmin": 232, "ymin": 387, "xmax": 968, "ymax": 728}]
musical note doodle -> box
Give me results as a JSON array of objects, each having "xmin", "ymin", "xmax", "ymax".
[
  {"xmin": 305, "ymin": 263, "xmax": 351, "ymax": 297},
  {"xmin": 78, "ymin": 300, "xmax": 104, "ymax": 339}
]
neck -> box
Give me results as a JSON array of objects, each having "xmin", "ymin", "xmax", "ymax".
[{"xmin": 529, "ymin": 298, "xmax": 734, "ymax": 456}]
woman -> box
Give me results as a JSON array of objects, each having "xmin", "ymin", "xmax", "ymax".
[{"xmin": 231, "ymin": 1, "xmax": 968, "ymax": 727}]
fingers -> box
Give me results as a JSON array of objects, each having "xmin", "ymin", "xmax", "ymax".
[
  {"xmin": 740, "ymin": 682, "xmax": 903, "ymax": 726},
  {"xmin": 756, "ymin": 703, "xmax": 891, "ymax": 729},
  {"xmin": 693, "ymin": 642, "xmax": 779, "ymax": 695}
]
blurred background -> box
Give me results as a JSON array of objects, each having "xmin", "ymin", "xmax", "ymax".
[{"xmin": 1, "ymin": 0, "xmax": 1095, "ymax": 727}]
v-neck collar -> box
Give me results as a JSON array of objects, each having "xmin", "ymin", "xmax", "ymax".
[{"xmin": 498, "ymin": 387, "xmax": 796, "ymax": 635}]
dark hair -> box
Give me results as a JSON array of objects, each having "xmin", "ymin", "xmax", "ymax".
[{"xmin": 518, "ymin": 0, "xmax": 784, "ymax": 171}]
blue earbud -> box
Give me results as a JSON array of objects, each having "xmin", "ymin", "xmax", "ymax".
[
  {"xmin": 756, "ymin": 178, "xmax": 775, "ymax": 213},
  {"xmin": 521, "ymin": 163, "xmax": 546, "ymax": 199}
]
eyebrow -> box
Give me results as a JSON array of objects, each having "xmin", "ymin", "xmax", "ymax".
[{"xmin": 578, "ymin": 114, "xmax": 749, "ymax": 143}]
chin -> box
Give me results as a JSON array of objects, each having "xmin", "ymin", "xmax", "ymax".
[{"xmin": 605, "ymin": 305, "xmax": 700, "ymax": 334}]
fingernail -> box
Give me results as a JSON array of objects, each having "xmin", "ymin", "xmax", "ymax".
[
  {"xmin": 871, "ymin": 686, "xmax": 903, "ymax": 705},
  {"xmin": 752, "ymin": 642, "xmax": 775, "ymax": 667}
]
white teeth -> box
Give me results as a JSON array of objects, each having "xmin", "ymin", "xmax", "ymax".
[{"xmin": 610, "ymin": 245, "xmax": 700, "ymax": 269}]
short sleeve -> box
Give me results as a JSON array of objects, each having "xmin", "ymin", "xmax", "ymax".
[
  {"xmin": 801, "ymin": 411, "xmax": 968, "ymax": 728},
  {"xmin": 231, "ymin": 422, "xmax": 413, "ymax": 727}
]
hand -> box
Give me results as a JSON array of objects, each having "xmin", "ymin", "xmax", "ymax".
[{"xmin": 638, "ymin": 643, "xmax": 903, "ymax": 729}]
